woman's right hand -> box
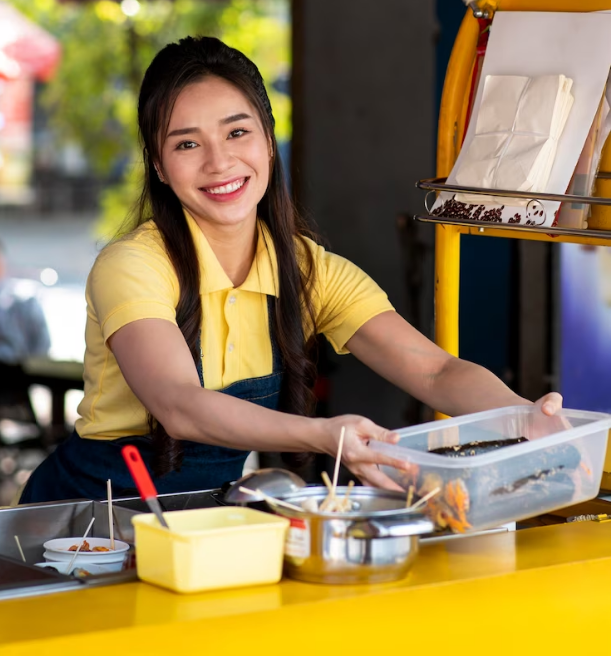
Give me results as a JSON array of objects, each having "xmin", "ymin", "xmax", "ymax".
[{"xmin": 315, "ymin": 415, "xmax": 411, "ymax": 491}]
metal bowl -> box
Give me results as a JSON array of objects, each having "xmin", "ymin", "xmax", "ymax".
[{"xmin": 272, "ymin": 486, "xmax": 434, "ymax": 585}]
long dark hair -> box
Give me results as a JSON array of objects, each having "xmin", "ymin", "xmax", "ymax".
[{"xmin": 135, "ymin": 36, "xmax": 318, "ymax": 475}]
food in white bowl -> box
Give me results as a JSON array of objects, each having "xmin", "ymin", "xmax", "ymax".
[{"xmin": 42, "ymin": 537, "xmax": 129, "ymax": 565}]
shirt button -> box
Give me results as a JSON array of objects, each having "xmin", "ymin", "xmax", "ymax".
[
  {"xmin": 228, "ymin": 344, "xmax": 235, "ymax": 353},
  {"xmin": 228, "ymin": 295, "xmax": 237, "ymax": 304}
]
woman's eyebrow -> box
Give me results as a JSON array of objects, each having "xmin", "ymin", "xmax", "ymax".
[
  {"xmin": 220, "ymin": 112, "xmax": 253, "ymax": 125},
  {"xmin": 167, "ymin": 126, "xmax": 200, "ymax": 138},
  {"xmin": 166, "ymin": 114, "xmax": 253, "ymax": 138}
]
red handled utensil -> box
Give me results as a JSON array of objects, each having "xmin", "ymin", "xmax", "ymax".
[{"xmin": 121, "ymin": 445, "xmax": 170, "ymax": 529}]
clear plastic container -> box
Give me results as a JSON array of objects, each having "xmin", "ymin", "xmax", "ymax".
[
  {"xmin": 131, "ymin": 507, "xmax": 289, "ymax": 593},
  {"xmin": 370, "ymin": 406, "xmax": 611, "ymax": 533}
]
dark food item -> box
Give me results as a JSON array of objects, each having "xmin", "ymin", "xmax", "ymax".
[
  {"xmin": 404, "ymin": 440, "xmax": 583, "ymax": 533},
  {"xmin": 491, "ymin": 466, "xmax": 567, "ymax": 495},
  {"xmin": 429, "ymin": 437, "xmax": 528, "ymax": 457}
]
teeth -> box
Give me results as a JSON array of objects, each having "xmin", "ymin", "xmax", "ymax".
[{"xmin": 204, "ymin": 178, "xmax": 246, "ymax": 194}]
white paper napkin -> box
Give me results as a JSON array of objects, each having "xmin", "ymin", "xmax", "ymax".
[{"xmin": 454, "ymin": 74, "xmax": 574, "ymax": 203}]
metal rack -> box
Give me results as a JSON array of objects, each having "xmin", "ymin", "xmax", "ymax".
[
  {"xmin": 431, "ymin": 1, "xmax": 611, "ymax": 369},
  {"xmin": 416, "ymin": 177, "xmax": 611, "ymax": 242}
]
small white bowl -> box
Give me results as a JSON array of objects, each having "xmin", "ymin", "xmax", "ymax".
[
  {"xmin": 35, "ymin": 562, "xmax": 119, "ymax": 576},
  {"xmin": 43, "ymin": 537, "xmax": 129, "ymax": 562},
  {"xmin": 43, "ymin": 549, "xmax": 127, "ymax": 566}
]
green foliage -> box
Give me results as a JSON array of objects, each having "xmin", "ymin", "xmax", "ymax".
[{"xmin": 8, "ymin": 0, "xmax": 290, "ymax": 237}]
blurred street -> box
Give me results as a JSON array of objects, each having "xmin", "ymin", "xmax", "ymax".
[
  {"xmin": 0, "ymin": 210, "xmax": 101, "ymax": 504},
  {"xmin": 1, "ymin": 210, "xmax": 100, "ymax": 284},
  {"xmin": 1, "ymin": 210, "xmax": 100, "ymax": 360}
]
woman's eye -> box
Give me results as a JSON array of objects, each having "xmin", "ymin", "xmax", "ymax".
[
  {"xmin": 177, "ymin": 141, "xmax": 198, "ymax": 150},
  {"xmin": 228, "ymin": 128, "xmax": 249, "ymax": 139}
]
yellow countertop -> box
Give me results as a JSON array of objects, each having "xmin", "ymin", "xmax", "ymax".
[{"xmin": 1, "ymin": 521, "xmax": 611, "ymax": 655}]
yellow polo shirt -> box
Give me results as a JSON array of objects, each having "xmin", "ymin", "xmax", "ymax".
[{"xmin": 76, "ymin": 211, "xmax": 394, "ymax": 440}]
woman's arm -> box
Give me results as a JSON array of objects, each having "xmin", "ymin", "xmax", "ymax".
[
  {"xmin": 109, "ymin": 318, "xmax": 408, "ymax": 488},
  {"xmin": 346, "ymin": 311, "xmax": 561, "ymax": 416}
]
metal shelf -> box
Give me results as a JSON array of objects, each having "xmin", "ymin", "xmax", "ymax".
[
  {"xmin": 416, "ymin": 176, "xmax": 611, "ymax": 206},
  {"xmin": 415, "ymin": 177, "xmax": 611, "ymax": 244},
  {"xmin": 414, "ymin": 213, "xmax": 611, "ymax": 242}
]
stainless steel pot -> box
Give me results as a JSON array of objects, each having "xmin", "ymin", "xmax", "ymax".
[{"xmin": 272, "ymin": 486, "xmax": 434, "ymax": 585}]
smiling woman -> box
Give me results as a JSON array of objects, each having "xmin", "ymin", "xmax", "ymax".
[
  {"xmin": 19, "ymin": 36, "xmax": 562, "ymax": 505},
  {"xmin": 159, "ymin": 78, "xmax": 273, "ymax": 246}
]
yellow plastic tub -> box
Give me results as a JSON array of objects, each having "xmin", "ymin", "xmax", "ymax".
[{"xmin": 131, "ymin": 506, "xmax": 289, "ymax": 593}]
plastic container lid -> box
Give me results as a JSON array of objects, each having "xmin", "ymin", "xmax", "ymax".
[{"xmin": 370, "ymin": 405, "xmax": 611, "ymax": 533}]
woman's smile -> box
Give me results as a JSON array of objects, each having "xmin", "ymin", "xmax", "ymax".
[{"xmin": 200, "ymin": 176, "xmax": 250, "ymax": 202}]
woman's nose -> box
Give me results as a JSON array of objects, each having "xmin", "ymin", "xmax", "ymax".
[{"xmin": 203, "ymin": 141, "xmax": 234, "ymax": 173}]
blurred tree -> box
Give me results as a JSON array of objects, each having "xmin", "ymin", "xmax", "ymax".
[{"xmin": 8, "ymin": 0, "xmax": 290, "ymax": 237}]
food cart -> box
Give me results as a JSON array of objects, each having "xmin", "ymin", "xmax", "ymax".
[{"xmin": 3, "ymin": 2, "xmax": 611, "ymax": 653}]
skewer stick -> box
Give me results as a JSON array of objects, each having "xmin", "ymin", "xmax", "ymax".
[
  {"xmin": 409, "ymin": 487, "xmax": 441, "ymax": 511},
  {"xmin": 318, "ymin": 471, "xmax": 334, "ymax": 511},
  {"xmin": 331, "ymin": 426, "xmax": 346, "ymax": 495},
  {"xmin": 14, "ymin": 536, "xmax": 26, "ymax": 563},
  {"xmin": 67, "ymin": 517, "xmax": 95, "ymax": 574},
  {"xmin": 341, "ymin": 480, "xmax": 355, "ymax": 512},
  {"xmin": 406, "ymin": 485, "xmax": 415, "ymax": 508},
  {"xmin": 107, "ymin": 479, "xmax": 115, "ymax": 550},
  {"xmin": 237, "ymin": 486, "xmax": 304, "ymax": 512}
]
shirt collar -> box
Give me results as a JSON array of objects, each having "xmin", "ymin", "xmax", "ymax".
[{"xmin": 184, "ymin": 210, "xmax": 279, "ymax": 297}]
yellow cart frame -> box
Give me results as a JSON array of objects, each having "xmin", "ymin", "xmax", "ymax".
[{"xmin": 434, "ymin": 0, "xmax": 611, "ymax": 481}]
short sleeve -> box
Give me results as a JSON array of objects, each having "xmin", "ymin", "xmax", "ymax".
[
  {"xmin": 88, "ymin": 237, "xmax": 179, "ymax": 343},
  {"xmin": 311, "ymin": 244, "xmax": 395, "ymax": 354}
]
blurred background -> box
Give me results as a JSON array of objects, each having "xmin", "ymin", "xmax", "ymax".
[
  {"xmin": 0, "ymin": 0, "xmax": 295, "ymax": 502},
  {"xmin": 1, "ymin": 0, "xmax": 608, "ymax": 503}
]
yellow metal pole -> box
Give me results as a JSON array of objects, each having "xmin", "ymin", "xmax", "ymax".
[
  {"xmin": 434, "ymin": 11, "xmax": 479, "ymax": 357},
  {"xmin": 434, "ymin": 225, "xmax": 460, "ymax": 356}
]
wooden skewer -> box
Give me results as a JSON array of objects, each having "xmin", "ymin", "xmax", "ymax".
[
  {"xmin": 406, "ymin": 485, "xmax": 415, "ymax": 508},
  {"xmin": 107, "ymin": 479, "xmax": 115, "ymax": 550},
  {"xmin": 320, "ymin": 427, "xmax": 347, "ymax": 512},
  {"xmin": 67, "ymin": 517, "xmax": 95, "ymax": 574},
  {"xmin": 318, "ymin": 471, "xmax": 334, "ymax": 512},
  {"xmin": 321, "ymin": 470, "xmax": 333, "ymax": 492},
  {"xmin": 409, "ymin": 486, "xmax": 441, "ymax": 511},
  {"xmin": 340, "ymin": 480, "xmax": 355, "ymax": 512},
  {"xmin": 331, "ymin": 426, "xmax": 346, "ymax": 495},
  {"xmin": 14, "ymin": 535, "xmax": 26, "ymax": 563},
  {"xmin": 237, "ymin": 486, "xmax": 304, "ymax": 512}
]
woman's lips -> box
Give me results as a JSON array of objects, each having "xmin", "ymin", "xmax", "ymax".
[{"xmin": 200, "ymin": 177, "xmax": 249, "ymax": 202}]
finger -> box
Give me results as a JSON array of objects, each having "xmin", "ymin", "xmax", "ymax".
[
  {"xmin": 347, "ymin": 441, "xmax": 416, "ymax": 474},
  {"xmin": 537, "ymin": 392, "xmax": 563, "ymax": 416},
  {"xmin": 354, "ymin": 466, "xmax": 405, "ymax": 491},
  {"xmin": 355, "ymin": 418, "xmax": 400, "ymax": 444}
]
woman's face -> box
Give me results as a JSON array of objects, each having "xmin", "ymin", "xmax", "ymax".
[{"xmin": 159, "ymin": 76, "xmax": 271, "ymax": 233}]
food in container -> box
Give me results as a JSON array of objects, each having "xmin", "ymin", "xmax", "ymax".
[
  {"xmin": 43, "ymin": 537, "xmax": 129, "ymax": 568},
  {"xmin": 131, "ymin": 506, "xmax": 289, "ymax": 593},
  {"xmin": 369, "ymin": 406, "xmax": 611, "ymax": 533},
  {"xmin": 274, "ymin": 486, "xmax": 434, "ymax": 585}
]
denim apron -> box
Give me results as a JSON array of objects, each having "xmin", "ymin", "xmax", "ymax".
[{"xmin": 20, "ymin": 296, "xmax": 283, "ymax": 503}]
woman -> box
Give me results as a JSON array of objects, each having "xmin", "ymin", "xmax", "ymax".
[{"xmin": 20, "ymin": 36, "xmax": 561, "ymax": 503}]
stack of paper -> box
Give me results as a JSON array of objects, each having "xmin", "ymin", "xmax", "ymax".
[
  {"xmin": 454, "ymin": 74, "xmax": 574, "ymax": 203},
  {"xmin": 557, "ymin": 82, "xmax": 611, "ymax": 229}
]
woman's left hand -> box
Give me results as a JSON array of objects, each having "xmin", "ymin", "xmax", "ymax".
[{"xmin": 534, "ymin": 392, "xmax": 563, "ymax": 416}]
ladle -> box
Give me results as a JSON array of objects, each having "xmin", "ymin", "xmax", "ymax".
[{"xmin": 225, "ymin": 468, "xmax": 306, "ymax": 504}]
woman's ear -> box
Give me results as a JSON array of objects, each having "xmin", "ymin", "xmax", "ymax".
[{"xmin": 154, "ymin": 162, "xmax": 166, "ymax": 184}]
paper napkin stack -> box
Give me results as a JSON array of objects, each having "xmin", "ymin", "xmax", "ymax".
[{"xmin": 454, "ymin": 74, "xmax": 574, "ymax": 202}]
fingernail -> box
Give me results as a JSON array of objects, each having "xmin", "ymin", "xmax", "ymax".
[{"xmin": 543, "ymin": 403, "xmax": 553, "ymax": 414}]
